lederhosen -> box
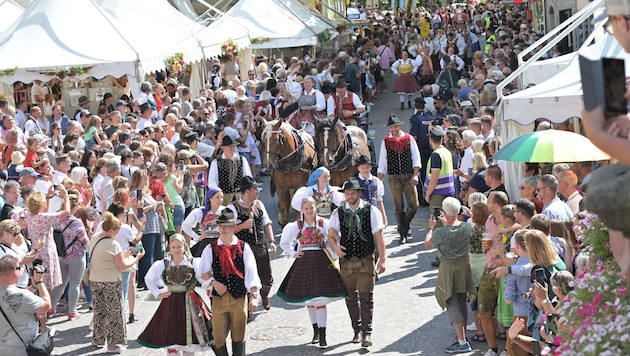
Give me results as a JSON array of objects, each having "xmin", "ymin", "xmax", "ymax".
[
  {"xmin": 216, "ymin": 157, "xmax": 243, "ymax": 194},
  {"xmin": 233, "ymin": 202, "xmax": 273, "ymax": 288}
]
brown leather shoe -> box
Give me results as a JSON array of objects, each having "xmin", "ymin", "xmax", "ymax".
[
  {"xmin": 262, "ymin": 295, "xmax": 271, "ymax": 310},
  {"xmin": 361, "ymin": 334, "xmax": 373, "ymax": 347},
  {"xmin": 352, "ymin": 330, "xmax": 361, "ymax": 343}
]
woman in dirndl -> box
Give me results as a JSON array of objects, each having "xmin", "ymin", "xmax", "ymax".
[
  {"xmin": 137, "ymin": 234, "xmax": 212, "ymax": 355},
  {"xmin": 291, "ymin": 167, "xmax": 343, "ymax": 219},
  {"xmin": 183, "ymin": 187, "xmax": 225, "ymax": 257},
  {"xmin": 391, "ymin": 50, "xmax": 422, "ymax": 110},
  {"xmin": 276, "ymin": 196, "xmax": 346, "ymax": 348}
]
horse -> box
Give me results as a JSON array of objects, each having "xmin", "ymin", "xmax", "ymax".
[
  {"xmin": 261, "ymin": 118, "xmax": 317, "ymax": 226},
  {"xmin": 314, "ymin": 117, "xmax": 371, "ymax": 187}
]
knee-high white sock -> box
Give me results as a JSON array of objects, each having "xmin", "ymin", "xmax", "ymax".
[
  {"xmin": 307, "ymin": 306, "xmax": 317, "ymax": 324},
  {"xmin": 316, "ymin": 305, "xmax": 327, "ymax": 327},
  {"xmin": 399, "ymin": 94, "xmax": 405, "ymax": 103}
]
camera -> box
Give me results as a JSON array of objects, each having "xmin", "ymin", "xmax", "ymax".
[
  {"xmin": 433, "ymin": 117, "xmax": 444, "ymax": 126},
  {"xmin": 32, "ymin": 259, "xmax": 48, "ymax": 274},
  {"xmin": 129, "ymin": 246, "xmax": 142, "ymax": 257}
]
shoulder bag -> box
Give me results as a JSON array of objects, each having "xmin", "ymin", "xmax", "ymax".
[
  {"xmin": 0, "ymin": 303, "xmax": 53, "ymax": 356},
  {"xmin": 82, "ymin": 237, "xmax": 107, "ymax": 287}
]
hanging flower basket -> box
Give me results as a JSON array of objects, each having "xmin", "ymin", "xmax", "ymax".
[
  {"xmin": 317, "ymin": 29, "xmax": 331, "ymax": 44},
  {"xmin": 37, "ymin": 65, "xmax": 91, "ymax": 79},
  {"xmin": 0, "ymin": 67, "xmax": 18, "ymax": 76},
  {"xmin": 166, "ymin": 52, "xmax": 185, "ymax": 75},
  {"xmin": 251, "ymin": 37, "xmax": 271, "ymax": 45},
  {"xmin": 221, "ymin": 39, "xmax": 239, "ymax": 55}
]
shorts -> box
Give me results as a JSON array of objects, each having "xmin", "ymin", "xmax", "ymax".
[
  {"xmin": 172, "ymin": 204, "xmax": 185, "ymax": 228},
  {"xmin": 477, "ymin": 268, "xmax": 500, "ymax": 314},
  {"xmin": 446, "ymin": 293, "xmax": 468, "ymax": 324}
]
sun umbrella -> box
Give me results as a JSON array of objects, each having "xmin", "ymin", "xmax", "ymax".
[{"xmin": 493, "ymin": 129, "xmax": 610, "ymax": 162}]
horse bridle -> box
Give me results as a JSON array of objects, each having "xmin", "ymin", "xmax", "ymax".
[
  {"xmin": 321, "ymin": 122, "xmax": 348, "ymax": 166},
  {"xmin": 265, "ymin": 125, "xmax": 307, "ymax": 172}
]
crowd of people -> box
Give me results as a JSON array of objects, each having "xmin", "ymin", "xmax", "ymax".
[{"xmin": 0, "ymin": 0, "xmax": 627, "ymax": 355}]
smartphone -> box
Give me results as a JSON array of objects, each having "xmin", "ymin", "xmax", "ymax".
[
  {"xmin": 432, "ymin": 207, "xmax": 441, "ymax": 219},
  {"xmin": 534, "ymin": 267, "xmax": 546, "ymax": 283},
  {"xmin": 136, "ymin": 189, "xmax": 143, "ymax": 202},
  {"xmin": 179, "ymin": 159, "xmax": 184, "ymax": 171},
  {"xmin": 129, "ymin": 246, "xmax": 142, "ymax": 257},
  {"xmin": 53, "ymin": 185, "xmax": 60, "ymax": 191},
  {"xmin": 136, "ymin": 207, "xmax": 144, "ymax": 220},
  {"xmin": 602, "ymin": 58, "xmax": 628, "ymax": 118}
]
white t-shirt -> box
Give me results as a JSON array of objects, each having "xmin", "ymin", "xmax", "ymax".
[{"xmin": 0, "ymin": 285, "xmax": 44, "ymax": 355}]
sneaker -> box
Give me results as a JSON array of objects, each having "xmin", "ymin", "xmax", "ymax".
[
  {"xmin": 499, "ymin": 351, "xmax": 507, "ymax": 356},
  {"xmin": 483, "ymin": 350, "xmax": 499, "ymax": 356},
  {"xmin": 47, "ymin": 310, "xmax": 61, "ymax": 318},
  {"xmin": 67, "ymin": 312, "xmax": 83, "ymax": 321},
  {"xmin": 466, "ymin": 322, "xmax": 477, "ymax": 331},
  {"xmin": 445, "ymin": 341, "xmax": 472, "ymax": 354}
]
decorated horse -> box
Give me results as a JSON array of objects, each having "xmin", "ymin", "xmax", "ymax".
[
  {"xmin": 285, "ymin": 95, "xmax": 326, "ymax": 138},
  {"xmin": 262, "ymin": 118, "xmax": 317, "ymax": 226},
  {"xmin": 314, "ymin": 117, "xmax": 371, "ymax": 187}
]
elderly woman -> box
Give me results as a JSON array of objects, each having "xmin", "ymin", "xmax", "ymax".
[
  {"xmin": 0, "ymin": 219, "xmax": 38, "ymax": 289},
  {"xmin": 291, "ymin": 167, "xmax": 343, "ymax": 219},
  {"xmin": 277, "ymin": 197, "xmax": 346, "ymax": 348},
  {"xmin": 89, "ymin": 212, "xmax": 145, "ymax": 353},
  {"xmin": 48, "ymin": 194, "xmax": 90, "ymax": 321},
  {"xmin": 425, "ymin": 197, "xmax": 476, "ymax": 353},
  {"xmin": 463, "ymin": 152, "xmax": 490, "ymax": 205},
  {"xmin": 184, "ymin": 187, "xmax": 225, "ymax": 257},
  {"xmin": 519, "ymin": 176, "xmax": 543, "ymax": 213}
]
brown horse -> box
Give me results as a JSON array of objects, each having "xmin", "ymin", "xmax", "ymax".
[
  {"xmin": 261, "ymin": 118, "xmax": 317, "ymax": 226},
  {"xmin": 314, "ymin": 118, "xmax": 371, "ymax": 187}
]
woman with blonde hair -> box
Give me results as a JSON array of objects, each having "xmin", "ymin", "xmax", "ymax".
[
  {"xmin": 71, "ymin": 167, "xmax": 93, "ymax": 206},
  {"xmin": 463, "ymin": 152, "xmax": 490, "ymax": 205},
  {"xmin": 89, "ymin": 212, "xmax": 145, "ymax": 353}
]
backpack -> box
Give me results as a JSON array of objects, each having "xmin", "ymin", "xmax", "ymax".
[{"xmin": 53, "ymin": 221, "xmax": 77, "ymax": 258}]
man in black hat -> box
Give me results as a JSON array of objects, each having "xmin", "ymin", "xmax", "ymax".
[
  {"xmin": 423, "ymin": 127, "xmax": 456, "ymax": 220},
  {"xmin": 434, "ymin": 94, "xmax": 452, "ymax": 121},
  {"xmin": 409, "ymin": 97, "xmax": 435, "ymax": 205},
  {"xmin": 74, "ymin": 95, "xmax": 91, "ymax": 121},
  {"xmin": 334, "ymin": 77, "xmax": 365, "ymax": 126},
  {"xmin": 227, "ymin": 176, "xmax": 276, "ymax": 311},
  {"xmin": 377, "ymin": 114, "xmax": 421, "ymax": 244},
  {"xmin": 208, "ymin": 135, "xmax": 253, "ymax": 205},
  {"xmin": 354, "ymin": 155, "xmax": 387, "ymax": 225},
  {"xmin": 328, "ymin": 177, "xmax": 386, "ymax": 348},
  {"xmin": 199, "ymin": 209, "xmax": 261, "ymax": 356}
]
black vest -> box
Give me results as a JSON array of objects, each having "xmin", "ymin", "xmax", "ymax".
[
  {"xmin": 234, "ymin": 203, "xmax": 265, "ymax": 246},
  {"xmin": 339, "ymin": 205, "xmax": 375, "ymax": 259},
  {"xmin": 384, "ymin": 135, "xmax": 414, "ymax": 175},
  {"xmin": 211, "ymin": 240, "xmax": 248, "ymax": 298},
  {"xmin": 217, "ymin": 157, "xmax": 243, "ymax": 194}
]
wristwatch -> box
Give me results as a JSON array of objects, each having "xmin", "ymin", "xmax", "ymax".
[{"xmin": 507, "ymin": 266, "xmax": 512, "ymax": 274}]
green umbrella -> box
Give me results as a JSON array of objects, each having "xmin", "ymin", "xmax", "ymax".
[{"xmin": 493, "ymin": 129, "xmax": 610, "ymax": 162}]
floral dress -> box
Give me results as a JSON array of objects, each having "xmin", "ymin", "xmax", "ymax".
[{"xmin": 26, "ymin": 212, "xmax": 65, "ymax": 289}]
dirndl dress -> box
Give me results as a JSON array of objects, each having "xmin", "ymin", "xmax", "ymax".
[
  {"xmin": 393, "ymin": 62, "xmax": 421, "ymax": 94},
  {"xmin": 138, "ymin": 260, "xmax": 213, "ymax": 352},
  {"xmin": 276, "ymin": 220, "xmax": 346, "ymax": 305}
]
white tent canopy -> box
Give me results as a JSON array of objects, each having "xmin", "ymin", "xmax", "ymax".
[
  {"xmin": 0, "ymin": 0, "xmax": 24, "ymax": 35},
  {"xmin": 225, "ymin": 0, "xmax": 337, "ymax": 49},
  {"xmin": 520, "ymin": 53, "xmax": 573, "ymax": 87},
  {"xmin": 0, "ymin": 0, "xmax": 210, "ymax": 85},
  {"xmin": 197, "ymin": 13, "xmax": 250, "ymax": 58}
]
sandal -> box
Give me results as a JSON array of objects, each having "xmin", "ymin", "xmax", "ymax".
[
  {"xmin": 496, "ymin": 331, "xmax": 507, "ymax": 340},
  {"xmin": 470, "ymin": 334, "xmax": 486, "ymax": 342}
]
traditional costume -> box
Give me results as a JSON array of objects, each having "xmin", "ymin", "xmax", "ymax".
[{"xmin": 291, "ymin": 167, "xmax": 344, "ymax": 219}]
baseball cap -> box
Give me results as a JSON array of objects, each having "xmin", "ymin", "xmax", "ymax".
[{"xmin": 19, "ymin": 167, "xmax": 40, "ymax": 178}]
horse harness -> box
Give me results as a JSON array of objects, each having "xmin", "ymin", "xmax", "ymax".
[
  {"xmin": 265, "ymin": 125, "xmax": 312, "ymax": 173},
  {"xmin": 320, "ymin": 121, "xmax": 355, "ymax": 172}
]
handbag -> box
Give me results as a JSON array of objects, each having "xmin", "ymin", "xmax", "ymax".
[
  {"xmin": 83, "ymin": 237, "xmax": 107, "ymax": 287},
  {"xmin": 0, "ymin": 304, "xmax": 53, "ymax": 356}
]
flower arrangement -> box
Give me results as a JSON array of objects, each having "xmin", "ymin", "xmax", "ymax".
[
  {"xmin": 166, "ymin": 52, "xmax": 185, "ymax": 74},
  {"xmin": 555, "ymin": 213, "xmax": 630, "ymax": 355},
  {"xmin": 251, "ymin": 37, "xmax": 271, "ymax": 45},
  {"xmin": 317, "ymin": 29, "xmax": 331, "ymax": 44},
  {"xmin": 39, "ymin": 65, "xmax": 90, "ymax": 79},
  {"xmin": 221, "ymin": 39, "xmax": 238, "ymax": 55},
  {"xmin": 0, "ymin": 67, "xmax": 18, "ymax": 76}
]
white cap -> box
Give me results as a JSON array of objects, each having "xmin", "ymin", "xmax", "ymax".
[{"xmin": 593, "ymin": 0, "xmax": 630, "ymax": 23}]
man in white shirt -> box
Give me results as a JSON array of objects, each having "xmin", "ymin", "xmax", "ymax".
[
  {"xmin": 97, "ymin": 161, "xmax": 121, "ymax": 215},
  {"xmin": 207, "ymin": 135, "xmax": 252, "ymax": 205},
  {"xmin": 14, "ymin": 100, "xmax": 27, "ymax": 131},
  {"xmin": 456, "ymin": 130, "xmax": 477, "ymax": 187},
  {"xmin": 30, "ymin": 80, "xmax": 49, "ymax": 107},
  {"xmin": 53, "ymin": 154, "xmax": 71, "ymax": 185},
  {"xmin": 24, "ymin": 107, "xmax": 45, "ymax": 138},
  {"xmin": 137, "ymin": 103, "xmax": 153, "ymax": 131},
  {"xmin": 557, "ymin": 170, "xmax": 582, "ymax": 215}
]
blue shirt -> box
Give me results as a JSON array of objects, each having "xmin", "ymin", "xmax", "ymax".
[
  {"xmin": 504, "ymin": 256, "xmax": 532, "ymax": 316},
  {"xmin": 541, "ymin": 197, "xmax": 573, "ymax": 222}
]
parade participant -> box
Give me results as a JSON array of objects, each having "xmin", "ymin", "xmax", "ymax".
[
  {"xmin": 199, "ymin": 210, "xmax": 261, "ymax": 356},
  {"xmin": 391, "ymin": 50, "xmax": 422, "ymax": 110},
  {"xmin": 138, "ymin": 234, "xmax": 213, "ymax": 355},
  {"xmin": 227, "ymin": 176, "xmax": 276, "ymax": 310},
  {"xmin": 424, "ymin": 127, "xmax": 456, "ymax": 218},
  {"xmin": 408, "ymin": 97, "xmax": 435, "ymax": 205},
  {"xmin": 207, "ymin": 135, "xmax": 252, "ymax": 206},
  {"xmin": 425, "ymin": 197, "xmax": 475, "ymax": 354},
  {"xmin": 354, "ymin": 155, "xmax": 387, "ymax": 225},
  {"xmin": 277, "ymin": 197, "xmax": 346, "ymax": 348},
  {"xmin": 333, "ymin": 78, "xmax": 366, "ymax": 127},
  {"xmin": 291, "ymin": 167, "xmax": 343, "ymax": 219},
  {"xmin": 377, "ymin": 114, "xmax": 421, "ymax": 244},
  {"xmin": 184, "ymin": 187, "xmax": 226, "ymax": 257},
  {"xmin": 328, "ymin": 177, "xmax": 386, "ymax": 348}
]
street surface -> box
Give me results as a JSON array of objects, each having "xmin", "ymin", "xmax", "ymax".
[{"xmin": 51, "ymin": 74, "xmax": 491, "ymax": 355}]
